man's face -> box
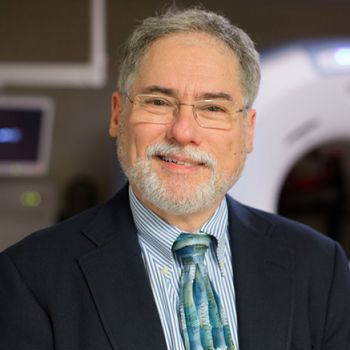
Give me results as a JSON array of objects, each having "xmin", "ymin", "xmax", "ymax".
[{"xmin": 110, "ymin": 32, "xmax": 255, "ymax": 219}]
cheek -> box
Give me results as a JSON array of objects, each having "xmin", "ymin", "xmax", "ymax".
[
  {"xmin": 213, "ymin": 129, "xmax": 247, "ymax": 169},
  {"xmin": 216, "ymin": 125, "xmax": 246, "ymax": 152},
  {"xmin": 231, "ymin": 122, "xmax": 248, "ymax": 154},
  {"xmin": 127, "ymin": 123, "xmax": 166, "ymax": 160}
]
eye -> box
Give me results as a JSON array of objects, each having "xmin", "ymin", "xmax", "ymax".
[
  {"xmin": 200, "ymin": 103, "xmax": 228, "ymax": 113},
  {"xmin": 143, "ymin": 96, "xmax": 171, "ymax": 107},
  {"xmin": 206, "ymin": 105, "xmax": 225, "ymax": 112}
]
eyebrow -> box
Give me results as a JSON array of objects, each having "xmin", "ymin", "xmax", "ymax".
[
  {"xmin": 198, "ymin": 92, "xmax": 233, "ymax": 101},
  {"xmin": 139, "ymin": 85, "xmax": 234, "ymax": 102},
  {"xmin": 139, "ymin": 85, "xmax": 177, "ymax": 97}
]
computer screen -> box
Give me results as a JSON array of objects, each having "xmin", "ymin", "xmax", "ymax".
[{"xmin": 0, "ymin": 96, "xmax": 54, "ymax": 176}]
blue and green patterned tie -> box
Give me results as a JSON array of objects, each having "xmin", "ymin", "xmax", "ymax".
[{"xmin": 172, "ymin": 233, "xmax": 235, "ymax": 350}]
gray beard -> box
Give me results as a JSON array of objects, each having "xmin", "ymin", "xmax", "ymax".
[{"xmin": 118, "ymin": 143, "xmax": 246, "ymax": 216}]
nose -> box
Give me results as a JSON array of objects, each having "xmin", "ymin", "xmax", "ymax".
[{"xmin": 165, "ymin": 103, "xmax": 202, "ymax": 146}]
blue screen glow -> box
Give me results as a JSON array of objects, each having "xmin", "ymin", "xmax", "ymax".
[{"xmin": 0, "ymin": 128, "xmax": 23, "ymax": 143}]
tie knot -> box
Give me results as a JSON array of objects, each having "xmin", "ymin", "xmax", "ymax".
[{"xmin": 172, "ymin": 233, "xmax": 211, "ymax": 265}]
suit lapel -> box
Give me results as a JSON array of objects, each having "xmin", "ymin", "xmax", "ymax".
[
  {"xmin": 78, "ymin": 187, "xmax": 167, "ymax": 350},
  {"xmin": 227, "ymin": 197, "xmax": 295, "ymax": 350}
]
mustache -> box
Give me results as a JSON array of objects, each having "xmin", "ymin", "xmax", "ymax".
[{"xmin": 145, "ymin": 143, "xmax": 216, "ymax": 168}]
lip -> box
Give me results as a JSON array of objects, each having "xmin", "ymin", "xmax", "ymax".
[{"xmin": 156, "ymin": 154, "xmax": 205, "ymax": 171}]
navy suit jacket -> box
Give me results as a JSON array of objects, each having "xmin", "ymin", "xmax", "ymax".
[{"xmin": 1, "ymin": 185, "xmax": 350, "ymax": 349}]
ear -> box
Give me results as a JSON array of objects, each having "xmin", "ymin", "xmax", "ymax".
[
  {"xmin": 109, "ymin": 91, "xmax": 124, "ymax": 138},
  {"xmin": 246, "ymin": 108, "xmax": 256, "ymax": 153}
]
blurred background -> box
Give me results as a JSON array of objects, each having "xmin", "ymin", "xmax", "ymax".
[{"xmin": 0, "ymin": 0, "xmax": 349, "ymax": 256}]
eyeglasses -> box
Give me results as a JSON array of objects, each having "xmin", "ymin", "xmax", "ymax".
[{"xmin": 127, "ymin": 94, "xmax": 246, "ymax": 130}]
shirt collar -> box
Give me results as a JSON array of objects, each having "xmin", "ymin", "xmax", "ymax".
[
  {"xmin": 129, "ymin": 187, "xmax": 228, "ymax": 266},
  {"xmin": 200, "ymin": 197, "xmax": 228, "ymax": 269}
]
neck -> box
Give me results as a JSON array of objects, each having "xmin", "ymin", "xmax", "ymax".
[{"xmin": 149, "ymin": 205, "xmax": 219, "ymax": 233}]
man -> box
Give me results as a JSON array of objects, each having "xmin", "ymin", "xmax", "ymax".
[{"xmin": 0, "ymin": 7, "xmax": 349, "ymax": 350}]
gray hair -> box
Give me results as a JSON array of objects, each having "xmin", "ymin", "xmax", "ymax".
[{"xmin": 117, "ymin": 7, "xmax": 261, "ymax": 108}]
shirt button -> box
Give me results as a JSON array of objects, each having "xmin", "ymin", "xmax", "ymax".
[{"xmin": 160, "ymin": 265, "xmax": 170, "ymax": 276}]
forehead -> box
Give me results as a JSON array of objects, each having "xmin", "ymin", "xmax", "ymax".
[{"xmin": 131, "ymin": 32, "xmax": 242, "ymax": 98}]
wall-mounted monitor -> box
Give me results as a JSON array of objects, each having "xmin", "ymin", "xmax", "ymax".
[
  {"xmin": 0, "ymin": 96, "xmax": 54, "ymax": 176},
  {"xmin": 0, "ymin": 0, "xmax": 106, "ymax": 88}
]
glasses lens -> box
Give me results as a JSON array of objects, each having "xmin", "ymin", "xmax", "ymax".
[
  {"xmin": 195, "ymin": 100, "xmax": 237, "ymax": 130},
  {"xmin": 132, "ymin": 95, "xmax": 174, "ymax": 124}
]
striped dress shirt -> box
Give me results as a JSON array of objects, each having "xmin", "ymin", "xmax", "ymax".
[{"xmin": 129, "ymin": 188, "xmax": 239, "ymax": 350}]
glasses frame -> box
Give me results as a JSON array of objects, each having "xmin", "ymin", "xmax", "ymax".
[{"xmin": 127, "ymin": 93, "xmax": 247, "ymax": 130}]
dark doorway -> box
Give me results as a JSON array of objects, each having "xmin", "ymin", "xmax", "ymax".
[{"xmin": 278, "ymin": 141, "xmax": 350, "ymax": 258}]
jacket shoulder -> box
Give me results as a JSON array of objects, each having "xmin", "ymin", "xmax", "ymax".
[
  {"xmin": 3, "ymin": 185, "xmax": 132, "ymax": 260},
  {"xmin": 2, "ymin": 204, "xmax": 101, "ymax": 266},
  {"xmin": 226, "ymin": 195, "xmax": 340, "ymax": 256}
]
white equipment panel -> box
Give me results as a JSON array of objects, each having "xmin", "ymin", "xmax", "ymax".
[{"xmin": 230, "ymin": 40, "xmax": 350, "ymax": 213}]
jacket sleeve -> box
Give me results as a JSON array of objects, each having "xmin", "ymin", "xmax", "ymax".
[
  {"xmin": 0, "ymin": 252, "xmax": 54, "ymax": 349},
  {"xmin": 322, "ymin": 242, "xmax": 350, "ymax": 349}
]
